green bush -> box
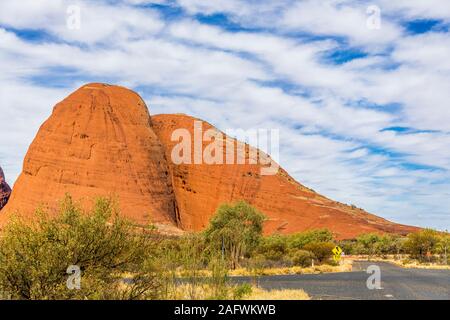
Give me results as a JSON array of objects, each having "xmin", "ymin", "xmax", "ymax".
[
  {"xmin": 303, "ymin": 242, "xmax": 335, "ymax": 263},
  {"xmin": 256, "ymin": 235, "xmax": 288, "ymax": 261},
  {"xmin": 354, "ymin": 233, "xmax": 382, "ymax": 257},
  {"xmin": 288, "ymin": 229, "xmax": 333, "ymax": 250},
  {"xmin": 0, "ymin": 195, "xmax": 159, "ymax": 300},
  {"xmin": 374, "ymin": 235, "xmax": 403, "ymax": 257},
  {"xmin": 207, "ymin": 256, "xmax": 230, "ymax": 300},
  {"xmin": 338, "ymin": 233, "xmax": 407, "ymax": 257},
  {"xmin": 337, "ymin": 239, "xmax": 357, "ymax": 255},
  {"xmin": 290, "ymin": 250, "xmax": 315, "ymax": 267},
  {"xmin": 251, "ymin": 229, "xmax": 337, "ymax": 268},
  {"xmin": 233, "ymin": 283, "xmax": 252, "ymax": 300},
  {"xmin": 437, "ymin": 235, "xmax": 450, "ymax": 265},
  {"xmin": 404, "ymin": 229, "xmax": 440, "ymax": 261}
]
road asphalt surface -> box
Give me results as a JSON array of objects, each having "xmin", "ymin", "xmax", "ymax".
[{"xmin": 232, "ymin": 261, "xmax": 450, "ymax": 300}]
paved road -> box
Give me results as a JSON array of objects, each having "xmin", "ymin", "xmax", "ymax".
[{"xmin": 232, "ymin": 261, "xmax": 450, "ymax": 300}]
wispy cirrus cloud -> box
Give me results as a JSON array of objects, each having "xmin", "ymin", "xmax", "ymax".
[{"xmin": 0, "ymin": 0, "xmax": 449, "ymax": 230}]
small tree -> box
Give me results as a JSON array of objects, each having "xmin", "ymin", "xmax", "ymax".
[
  {"xmin": 0, "ymin": 195, "xmax": 159, "ymax": 300},
  {"xmin": 291, "ymin": 250, "xmax": 315, "ymax": 267},
  {"xmin": 437, "ymin": 234, "xmax": 450, "ymax": 265},
  {"xmin": 355, "ymin": 233, "xmax": 382, "ymax": 258},
  {"xmin": 204, "ymin": 201, "xmax": 265, "ymax": 269},
  {"xmin": 374, "ymin": 235, "xmax": 398, "ymax": 257},
  {"xmin": 391, "ymin": 236, "xmax": 407, "ymax": 258},
  {"xmin": 403, "ymin": 229, "xmax": 439, "ymax": 261},
  {"xmin": 288, "ymin": 229, "xmax": 333, "ymax": 250}
]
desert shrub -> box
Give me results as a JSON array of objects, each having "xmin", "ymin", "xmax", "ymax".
[
  {"xmin": 290, "ymin": 250, "xmax": 315, "ymax": 267},
  {"xmin": 252, "ymin": 229, "xmax": 337, "ymax": 268},
  {"xmin": 354, "ymin": 233, "xmax": 382, "ymax": 257},
  {"xmin": 337, "ymin": 239, "xmax": 357, "ymax": 255},
  {"xmin": 245, "ymin": 254, "xmax": 293, "ymax": 269},
  {"xmin": 233, "ymin": 283, "xmax": 253, "ymax": 300},
  {"xmin": 374, "ymin": 235, "xmax": 394, "ymax": 256},
  {"xmin": 326, "ymin": 259, "xmax": 339, "ymax": 267},
  {"xmin": 339, "ymin": 233, "xmax": 407, "ymax": 257},
  {"xmin": 256, "ymin": 235, "xmax": 289, "ymax": 261},
  {"xmin": 403, "ymin": 229, "xmax": 440, "ymax": 261},
  {"xmin": 206, "ymin": 256, "xmax": 230, "ymax": 300},
  {"xmin": 154, "ymin": 233, "xmax": 236, "ymax": 300},
  {"xmin": 303, "ymin": 242, "xmax": 335, "ymax": 263},
  {"xmin": 243, "ymin": 254, "xmax": 267, "ymax": 281},
  {"xmin": 401, "ymin": 257, "xmax": 413, "ymax": 265},
  {"xmin": 436, "ymin": 235, "xmax": 450, "ymax": 265},
  {"xmin": 390, "ymin": 236, "xmax": 408, "ymax": 256},
  {"xmin": 0, "ymin": 195, "xmax": 159, "ymax": 300},
  {"xmin": 204, "ymin": 201, "xmax": 265, "ymax": 269},
  {"xmin": 156, "ymin": 233, "xmax": 209, "ymax": 300},
  {"xmin": 288, "ymin": 229, "xmax": 333, "ymax": 250}
]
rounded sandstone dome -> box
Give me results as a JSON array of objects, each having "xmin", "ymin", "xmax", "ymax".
[{"xmin": 0, "ymin": 83, "xmax": 177, "ymax": 228}]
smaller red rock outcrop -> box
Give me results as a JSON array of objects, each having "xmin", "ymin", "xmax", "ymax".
[{"xmin": 0, "ymin": 166, "xmax": 11, "ymax": 210}]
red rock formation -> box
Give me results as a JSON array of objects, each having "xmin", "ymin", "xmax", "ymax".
[
  {"xmin": 0, "ymin": 166, "xmax": 11, "ymax": 210},
  {"xmin": 0, "ymin": 83, "xmax": 418, "ymax": 239},
  {"xmin": 152, "ymin": 114, "xmax": 419, "ymax": 239},
  {"xmin": 0, "ymin": 84, "xmax": 177, "ymax": 229}
]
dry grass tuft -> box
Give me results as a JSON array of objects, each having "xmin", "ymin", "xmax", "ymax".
[
  {"xmin": 162, "ymin": 283, "xmax": 310, "ymax": 300},
  {"xmin": 388, "ymin": 259, "xmax": 450, "ymax": 270},
  {"xmin": 230, "ymin": 260, "xmax": 353, "ymax": 276},
  {"xmin": 349, "ymin": 256, "xmax": 450, "ymax": 270},
  {"xmin": 165, "ymin": 283, "xmax": 216, "ymax": 300},
  {"xmin": 245, "ymin": 287, "xmax": 310, "ymax": 300}
]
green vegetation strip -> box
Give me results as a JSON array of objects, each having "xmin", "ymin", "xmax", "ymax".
[{"xmin": 0, "ymin": 195, "xmax": 448, "ymax": 300}]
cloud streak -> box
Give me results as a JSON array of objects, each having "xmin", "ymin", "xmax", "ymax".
[{"xmin": 0, "ymin": 0, "xmax": 449, "ymax": 230}]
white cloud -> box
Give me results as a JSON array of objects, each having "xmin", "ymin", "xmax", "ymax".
[
  {"xmin": 379, "ymin": 0, "xmax": 450, "ymax": 21},
  {"xmin": 0, "ymin": 0, "xmax": 449, "ymax": 230},
  {"xmin": 0, "ymin": 81, "xmax": 67, "ymax": 182},
  {"xmin": 0, "ymin": 0, "xmax": 165, "ymax": 44},
  {"xmin": 280, "ymin": 0, "xmax": 402, "ymax": 47}
]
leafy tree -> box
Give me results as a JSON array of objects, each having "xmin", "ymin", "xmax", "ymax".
[
  {"xmin": 288, "ymin": 229, "xmax": 334, "ymax": 250},
  {"xmin": 374, "ymin": 234, "xmax": 402, "ymax": 256},
  {"xmin": 204, "ymin": 201, "xmax": 265, "ymax": 269},
  {"xmin": 403, "ymin": 229, "xmax": 439, "ymax": 261},
  {"xmin": 256, "ymin": 235, "xmax": 288, "ymax": 261},
  {"xmin": 390, "ymin": 236, "xmax": 407, "ymax": 257},
  {"xmin": 0, "ymin": 195, "xmax": 159, "ymax": 300},
  {"xmin": 355, "ymin": 233, "xmax": 382, "ymax": 258},
  {"xmin": 436, "ymin": 234, "xmax": 450, "ymax": 265}
]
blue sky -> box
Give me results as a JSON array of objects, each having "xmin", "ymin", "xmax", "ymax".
[{"xmin": 0, "ymin": 0, "xmax": 449, "ymax": 230}]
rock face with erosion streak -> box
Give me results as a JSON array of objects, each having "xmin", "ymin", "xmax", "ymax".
[
  {"xmin": 0, "ymin": 84, "xmax": 177, "ymax": 229},
  {"xmin": 0, "ymin": 167, "xmax": 11, "ymax": 210},
  {"xmin": 0, "ymin": 83, "xmax": 419, "ymax": 239},
  {"xmin": 152, "ymin": 114, "xmax": 419, "ymax": 239}
]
